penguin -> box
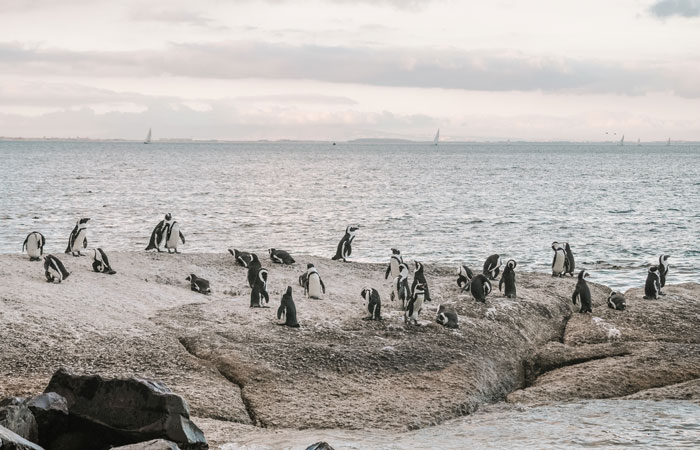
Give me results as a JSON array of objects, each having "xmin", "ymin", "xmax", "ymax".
[
  {"xmin": 269, "ymin": 248, "xmax": 295, "ymax": 265},
  {"xmin": 470, "ymin": 274, "xmax": 491, "ymax": 303},
  {"xmin": 607, "ymin": 291, "xmax": 626, "ymax": 311},
  {"xmin": 277, "ymin": 286, "xmax": 300, "ymax": 328},
  {"xmin": 457, "ymin": 265, "xmax": 474, "ymax": 292},
  {"xmin": 303, "ymin": 263, "xmax": 326, "ymax": 299},
  {"xmin": 571, "ymin": 270, "xmax": 592, "ymax": 313},
  {"xmin": 44, "ymin": 255, "xmax": 70, "ymax": 283},
  {"xmin": 436, "ymin": 304, "xmax": 459, "ymax": 329},
  {"xmin": 65, "ymin": 218, "xmax": 89, "ymax": 256},
  {"xmin": 22, "ymin": 231, "xmax": 45, "ymax": 261},
  {"xmin": 384, "ymin": 248, "xmax": 403, "ymax": 280},
  {"xmin": 186, "ymin": 274, "xmax": 211, "ymax": 295},
  {"xmin": 643, "ymin": 266, "xmax": 661, "ymax": 300},
  {"xmin": 499, "ymin": 259, "xmax": 517, "ymax": 298},
  {"xmin": 411, "ymin": 260, "xmax": 431, "ymax": 302},
  {"xmin": 483, "ymin": 254, "xmax": 501, "ymax": 280},
  {"xmin": 391, "ymin": 263, "xmax": 411, "ymax": 310},
  {"xmin": 331, "ymin": 225, "xmax": 359, "ymax": 262},
  {"xmin": 92, "ymin": 248, "xmax": 116, "ymax": 275},
  {"xmin": 405, "ymin": 283, "xmax": 425, "ymax": 325},
  {"xmin": 164, "ymin": 218, "xmax": 185, "ymax": 253},
  {"xmin": 360, "ymin": 288, "xmax": 382, "ymax": 320},
  {"xmin": 246, "ymin": 254, "xmax": 262, "ymax": 288},
  {"xmin": 658, "ymin": 254, "xmax": 670, "ymax": 290},
  {"xmin": 564, "ymin": 243, "xmax": 575, "ymax": 276},
  {"xmin": 229, "ymin": 249, "xmax": 254, "ymax": 268},
  {"xmin": 551, "ymin": 242, "xmax": 567, "ymax": 277},
  {"xmin": 250, "ymin": 268, "xmax": 270, "ymax": 308},
  {"xmin": 145, "ymin": 213, "xmax": 170, "ymax": 251},
  {"xmin": 298, "ymin": 271, "xmax": 308, "ymax": 288}
]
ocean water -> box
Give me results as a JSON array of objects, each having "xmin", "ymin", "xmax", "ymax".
[
  {"xmin": 1, "ymin": 140, "xmax": 698, "ymax": 290},
  {"xmin": 223, "ymin": 400, "xmax": 700, "ymax": 449}
]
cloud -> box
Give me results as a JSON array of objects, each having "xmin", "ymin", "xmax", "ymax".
[
  {"xmin": 649, "ymin": 0, "xmax": 700, "ymax": 17},
  {"xmin": 127, "ymin": 7, "xmax": 218, "ymax": 27}
]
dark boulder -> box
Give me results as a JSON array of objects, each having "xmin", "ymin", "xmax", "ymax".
[
  {"xmin": 43, "ymin": 369, "xmax": 207, "ymax": 450},
  {"xmin": 0, "ymin": 397, "xmax": 39, "ymax": 443},
  {"xmin": 112, "ymin": 439, "xmax": 181, "ymax": 449},
  {"xmin": 0, "ymin": 424, "xmax": 44, "ymax": 450},
  {"xmin": 26, "ymin": 393, "xmax": 69, "ymax": 448}
]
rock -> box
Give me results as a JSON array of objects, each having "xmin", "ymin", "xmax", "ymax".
[
  {"xmin": 26, "ymin": 392, "xmax": 69, "ymax": 448},
  {"xmin": 0, "ymin": 424, "xmax": 44, "ymax": 450},
  {"xmin": 306, "ymin": 442, "xmax": 335, "ymax": 450},
  {"xmin": 0, "ymin": 397, "xmax": 38, "ymax": 443},
  {"xmin": 112, "ymin": 439, "xmax": 182, "ymax": 449},
  {"xmin": 43, "ymin": 369, "xmax": 207, "ymax": 450}
]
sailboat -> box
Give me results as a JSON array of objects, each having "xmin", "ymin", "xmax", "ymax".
[
  {"xmin": 619, "ymin": 134, "xmax": 624, "ymax": 146},
  {"xmin": 667, "ymin": 137, "xmax": 671, "ymax": 146},
  {"xmin": 637, "ymin": 138, "xmax": 641, "ymax": 146},
  {"xmin": 144, "ymin": 128, "xmax": 152, "ymax": 144},
  {"xmin": 433, "ymin": 129, "xmax": 439, "ymax": 146}
]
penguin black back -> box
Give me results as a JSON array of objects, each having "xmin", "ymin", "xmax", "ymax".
[
  {"xmin": 658, "ymin": 254, "xmax": 670, "ymax": 288},
  {"xmin": 499, "ymin": 259, "xmax": 517, "ymax": 298},
  {"xmin": 251, "ymin": 268, "xmax": 270, "ymax": 307},
  {"xmin": 361, "ymin": 287, "xmax": 381, "ymax": 320},
  {"xmin": 44, "ymin": 255, "xmax": 70, "ymax": 283},
  {"xmin": 564, "ymin": 243, "xmax": 575, "ymax": 276},
  {"xmin": 644, "ymin": 266, "xmax": 661, "ymax": 300},
  {"xmin": 571, "ymin": 270, "xmax": 592, "ymax": 313},
  {"xmin": 247, "ymin": 254, "xmax": 262, "ymax": 288},
  {"xmin": 436, "ymin": 304, "xmax": 459, "ymax": 329},
  {"xmin": 483, "ymin": 254, "xmax": 501, "ymax": 280},
  {"xmin": 411, "ymin": 261, "xmax": 431, "ymax": 302},
  {"xmin": 470, "ymin": 274, "xmax": 491, "ymax": 303},
  {"xmin": 332, "ymin": 225, "xmax": 359, "ymax": 262},
  {"xmin": 277, "ymin": 286, "xmax": 299, "ymax": 327}
]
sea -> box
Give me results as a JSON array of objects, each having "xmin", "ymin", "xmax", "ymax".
[{"xmin": 1, "ymin": 140, "xmax": 697, "ymax": 291}]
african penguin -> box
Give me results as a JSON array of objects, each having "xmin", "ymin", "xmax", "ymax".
[
  {"xmin": 411, "ymin": 260, "xmax": 431, "ymax": 302},
  {"xmin": 551, "ymin": 242, "xmax": 568, "ymax": 277},
  {"xmin": 391, "ymin": 263, "xmax": 411, "ymax": 310},
  {"xmin": 269, "ymin": 248, "xmax": 295, "ymax": 265},
  {"xmin": 499, "ymin": 259, "xmax": 517, "ymax": 298},
  {"xmin": 186, "ymin": 274, "xmax": 211, "ymax": 295},
  {"xmin": 65, "ymin": 218, "xmax": 89, "ymax": 257},
  {"xmin": 165, "ymin": 218, "xmax": 185, "ymax": 253},
  {"xmin": 457, "ymin": 265, "xmax": 474, "ymax": 292},
  {"xmin": 436, "ymin": 304, "xmax": 459, "ymax": 329},
  {"xmin": 229, "ymin": 249, "xmax": 254, "ymax": 268},
  {"xmin": 564, "ymin": 243, "xmax": 575, "ymax": 276},
  {"xmin": 384, "ymin": 248, "xmax": 404, "ymax": 280},
  {"xmin": 250, "ymin": 268, "xmax": 270, "ymax": 308},
  {"xmin": 643, "ymin": 266, "xmax": 661, "ymax": 300},
  {"xmin": 607, "ymin": 291, "xmax": 626, "ymax": 311},
  {"xmin": 92, "ymin": 248, "xmax": 116, "ymax": 275},
  {"xmin": 277, "ymin": 286, "xmax": 300, "ymax": 328},
  {"xmin": 658, "ymin": 254, "xmax": 670, "ymax": 290},
  {"xmin": 571, "ymin": 270, "xmax": 592, "ymax": 313},
  {"xmin": 246, "ymin": 254, "xmax": 262, "ymax": 288},
  {"xmin": 22, "ymin": 231, "xmax": 45, "ymax": 261},
  {"xmin": 470, "ymin": 274, "xmax": 492, "ymax": 303},
  {"xmin": 303, "ymin": 263, "xmax": 326, "ymax": 299},
  {"xmin": 405, "ymin": 283, "xmax": 425, "ymax": 325},
  {"xmin": 331, "ymin": 225, "xmax": 359, "ymax": 262},
  {"xmin": 146, "ymin": 213, "xmax": 171, "ymax": 252},
  {"xmin": 44, "ymin": 255, "xmax": 70, "ymax": 283},
  {"xmin": 361, "ymin": 288, "xmax": 382, "ymax": 321},
  {"xmin": 483, "ymin": 254, "xmax": 502, "ymax": 280}
]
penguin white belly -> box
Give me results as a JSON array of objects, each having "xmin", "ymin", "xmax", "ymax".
[
  {"xmin": 308, "ymin": 274, "xmax": 322, "ymax": 298},
  {"xmin": 27, "ymin": 234, "xmax": 41, "ymax": 258},
  {"xmin": 407, "ymin": 295, "xmax": 424, "ymax": 321},
  {"xmin": 553, "ymin": 253, "xmax": 566, "ymax": 273},
  {"xmin": 390, "ymin": 259, "xmax": 399, "ymax": 279},
  {"xmin": 47, "ymin": 265, "xmax": 62, "ymax": 282},
  {"xmin": 166, "ymin": 223, "xmax": 180, "ymax": 249},
  {"xmin": 74, "ymin": 229, "xmax": 87, "ymax": 250}
]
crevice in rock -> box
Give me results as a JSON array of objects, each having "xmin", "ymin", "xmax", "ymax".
[
  {"xmin": 177, "ymin": 336, "xmax": 266, "ymax": 428},
  {"xmin": 523, "ymin": 351, "xmax": 631, "ymax": 388}
]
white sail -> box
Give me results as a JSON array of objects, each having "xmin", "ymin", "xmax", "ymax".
[
  {"xmin": 144, "ymin": 128, "xmax": 152, "ymax": 144},
  {"xmin": 619, "ymin": 134, "xmax": 624, "ymax": 146},
  {"xmin": 667, "ymin": 137, "xmax": 671, "ymax": 146},
  {"xmin": 433, "ymin": 129, "xmax": 439, "ymax": 145},
  {"xmin": 637, "ymin": 138, "xmax": 640, "ymax": 146}
]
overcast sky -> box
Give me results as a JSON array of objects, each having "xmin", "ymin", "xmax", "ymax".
[{"xmin": 1, "ymin": 0, "xmax": 699, "ymax": 141}]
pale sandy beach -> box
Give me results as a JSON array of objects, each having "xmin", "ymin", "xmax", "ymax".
[{"xmin": 1, "ymin": 252, "xmax": 698, "ymax": 447}]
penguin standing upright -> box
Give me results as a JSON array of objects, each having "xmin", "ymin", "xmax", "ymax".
[
  {"xmin": 146, "ymin": 213, "xmax": 170, "ymax": 252},
  {"xmin": 499, "ymin": 259, "xmax": 517, "ymax": 298},
  {"xmin": 436, "ymin": 304, "xmax": 459, "ymax": 329},
  {"xmin": 571, "ymin": 270, "xmax": 592, "ymax": 313},
  {"xmin": 658, "ymin": 254, "xmax": 670, "ymax": 289},
  {"xmin": 277, "ymin": 286, "xmax": 300, "ymax": 327},
  {"xmin": 92, "ymin": 248, "xmax": 116, "ymax": 274},
  {"xmin": 384, "ymin": 248, "xmax": 403, "ymax": 280},
  {"xmin": 405, "ymin": 283, "xmax": 425, "ymax": 325},
  {"xmin": 247, "ymin": 254, "xmax": 262, "ymax": 288},
  {"xmin": 332, "ymin": 225, "xmax": 359, "ymax": 262},
  {"xmin": 229, "ymin": 249, "xmax": 254, "ymax": 268},
  {"xmin": 564, "ymin": 243, "xmax": 575, "ymax": 276},
  {"xmin": 361, "ymin": 288, "xmax": 382, "ymax": 320},
  {"xmin": 250, "ymin": 268, "xmax": 270, "ymax": 307},
  {"xmin": 483, "ymin": 254, "xmax": 502, "ymax": 280},
  {"xmin": 470, "ymin": 274, "xmax": 491, "ymax": 303},
  {"xmin": 269, "ymin": 248, "xmax": 295, "ymax": 265},
  {"xmin": 391, "ymin": 263, "xmax": 411, "ymax": 310},
  {"xmin": 644, "ymin": 266, "xmax": 661, "ymax": 300},
  {"xmin": 44, "ymin": 255, "xmax": 70, "ymax": 283},
  {"xmin": 457, "ymin": 265, "xmax": 474, "ymax": 292},
  {"xmin": 165, "ymin": 218, "xmax": 185, "ymax": 253},
  {"xmin": 65, "ymin": 218, "xmax": 89, "ymax": 256},
  {"xmin": 607, "ymin": 291, "xmax": 626, "ymax": 310},
  {"xmin": 303, "ymin": 263, "xmax": 326, "ymax": 299},
  {"xmin": 22, "ymin": 232, "xmax": 45, "ymax": 261},
  {"xmin": 412, "ymin": 261, "xmax": 431, "ymax": 302},
  {"xmin": 551, "ymin": 242, "xmax": 567, "ymax": 277}
]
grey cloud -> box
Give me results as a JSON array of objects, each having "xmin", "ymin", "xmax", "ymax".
[
  {"xmin": 649, "ymin": 0, "xmax": 700, "ymax": 17},
  {"xmin": 127, "ymin": 7, "xmax": 217, "ymax": 27},
  {"xmin": 1, "ymin": 41, "xmax": 698, "ymax": 97},
  {"xmin": 235, "ymin": 94, "xmax": 357, "ymax": 105}
]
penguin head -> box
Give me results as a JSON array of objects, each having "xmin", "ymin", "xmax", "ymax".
[
  {"xmin": 284, "ymin": 286, "xmax": 293, "ymax": 297},
  {"xmin": 307, "ymin": 263, "xmax": 315, "ymax": 269},
  {"xmin": 347, "ymin": 225, "xmax": 359, "ymax": 235},
  {"xmin": 436, "ymin": 312, "xmax": 447, "ymax": 325},
  {"xmin": 360, "ymin": 288, "xmax": 370, "ymax": 300},
  {"xmin": 578, "ymin": 270, "xmax": 590, "ymax": 280},
  {"xmin": 565, "ymin": 243, "xmax": 571, "ymax": 251},
  {"xmin": 506, "ymin": 259, "xmax": 517, "ymax": 269},
  {"xmin": 414, "ymin": 260, "xmax": 423, "ymax": 271},
  {"xmin": 251, "ymin": 253, "xmax": 259, "ymax": 263},
  {"xmin": 165, "ymin": 213, "xmax": 172, "ymax": 221},
  {"xmin": 391, "ymin": 248, "xmax": 400, "ymax": 255},
  {"xmin": 551, "ymin": 241, "xmax": 560, "ymax": 250},
  {"xmin": 268, "ymin": 248, "xmax": 275, "ymax": 256},
  {"xmin": 659, "ymin": 254, "xmax": 670, "ymax": 265},
  {"xmin": 649, "ymin": 265, "xmax": 659, "ymax": 273},
  {"xmin": 186, "ymin": 274, "xmax": 196, "ymax": 281},
  {"xmin": 437, "ymin": 304, "xmax": 446, "ymax": 314},
  {"xmin": 78, "ymin": 218, "xmax": 90, "ymax": 224}
]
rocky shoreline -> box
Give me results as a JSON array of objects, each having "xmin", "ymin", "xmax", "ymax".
[{"xmin": 1, "ymin": 252, "xmax": 698, "ymax": 448}]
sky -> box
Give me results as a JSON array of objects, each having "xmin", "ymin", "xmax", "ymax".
[{"xmin": 1, "ymin": 0, "xmax": 699, "ymax": 141}]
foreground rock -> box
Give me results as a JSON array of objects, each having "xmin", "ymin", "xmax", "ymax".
[
  {"xmin": 0, "ymin": 424, "xmax": 43, "ymax": 450},
  {"xmin": 113, "ymin": 439, "xmax": 181, "ymax": 450},
  {"xmin": 0, "ymin": 398, "xmax": 38, "ymax": 443}
]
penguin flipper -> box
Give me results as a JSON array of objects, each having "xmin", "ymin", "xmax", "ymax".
[
  {"xmin": 385, "ymin": 265, "xmax": 391, "ymax": 279},
  {"xmin": 572, "ymin": 288, "xmax": 579, "ymax": 305},
  {"xmin": 277, "ymin": 304, "xmax": 285, "ymax": 320},
  {"xmin": 22, "ymin": 235, "xmax": 28, "ymax": 253},
  {"xmin": 179, "ymin": 231, "xmax": 185, "ymax": 244}
]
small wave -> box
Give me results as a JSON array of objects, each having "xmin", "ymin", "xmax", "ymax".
[
  {"xmin": 608, "ymin": 209, "xmax": 635, "ymax": 214},
  {"xmin": 465, "ymin": 219, "xmax": 484, "ymax": 224}
]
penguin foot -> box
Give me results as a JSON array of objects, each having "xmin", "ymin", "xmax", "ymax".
[
  {"xmin": 659, "ymin": 292, "xmax": 666, "ymax": 296},
  {"xmin": 175, "ymin": 250, "xmax": 180, "ymax": 254}
]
